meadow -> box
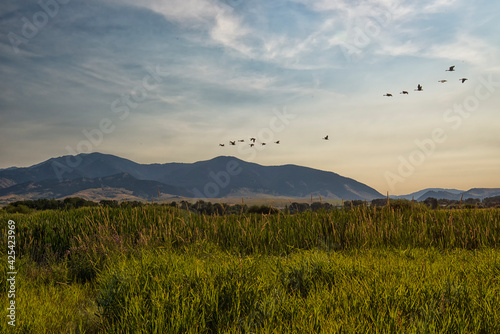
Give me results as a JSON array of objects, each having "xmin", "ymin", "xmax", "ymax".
[{"xmin": 1, "ymin": 204, "xmax": 499, "ymax": 333}]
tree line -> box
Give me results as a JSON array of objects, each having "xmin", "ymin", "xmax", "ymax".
[{"xmin": 2, "ymin": 195, "xmax": 499, "ymax": 214}]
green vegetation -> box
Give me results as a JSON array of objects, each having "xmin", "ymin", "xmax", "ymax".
[
  {"xmin": 3, "ymin": 193, "xmax": 500, "ymax": 215},
  {"xmin": 1, "ymin": 205, "xmax": 499, "ymax": 333}
]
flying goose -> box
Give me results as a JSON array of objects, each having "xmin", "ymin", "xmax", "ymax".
[
  {"xmin": 446, "ymin": 66, "xmax": 455, "ymax": 72},
  {"xmin": 415, "ymin": 84, "xmax": 423, "ymax": 91},
  {"xmin": 219, "ymin": 144, "xmax": 225, "ymax": 147},
  {"xmin": 229, "ymin": 141, "xmax": 236, "ymax": 145},
  {"xmin": 459, "ymin": 78, "xmax": 468, "ymax": 83},
  {"xmin": 323, "ymin": 135, "xmax": 329, "ymax": 140},
  {"xmin": 438, "ymin": 80, "xmax": 447, "ymax": 83},
  {"xmin": 383, "ymin": 93, "xmax": 393, "ymax": 97},
  {"xmin": 275, "ymin": 140, "xmax": 280, "ymax": 144},
  {"xmin": 400, "ymin": 91, "xmax": 409, "ymax": 94}
]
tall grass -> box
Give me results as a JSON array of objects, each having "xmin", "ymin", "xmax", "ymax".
[
  {"xmin": 2, "ymin": 206, "xmax": 499, "ymax": 261},
  {"xmin": 0, "ymin": 206, "xmax": 499, "ymax": 333},
  {"xmin": 11, "ymin": 246, "xmax": 495, "ymax": 333}
]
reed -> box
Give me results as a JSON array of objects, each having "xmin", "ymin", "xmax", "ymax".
[{"xmin": 0, "ymin": 206, "xmax": 499, "ymax": 333}]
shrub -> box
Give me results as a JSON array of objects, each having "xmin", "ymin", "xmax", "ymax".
[
  {"xmin": 389, "ymin": 199, "xmax": 412, "ymax": 211},
  {"xmin": 423, "ymin": 197, "xmax": 438, "ymax": 210},
  {"xmin": 247, "ymin": 205, "xmax": 280, "ymax": 215},
  {"xmin": 5, "ymin": 204, "xmax": 32, "ymax": 214}
]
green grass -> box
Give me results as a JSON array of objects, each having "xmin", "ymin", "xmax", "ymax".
[{"xmin": 1, "ymin": 206, "xmax": 499, "ymax": 333}]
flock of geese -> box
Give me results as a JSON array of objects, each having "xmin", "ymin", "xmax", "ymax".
[
  {"xmin": 219, "ymin": 66, "xmax": 467, "ymax": 147},
  {"xmin": 383, "ymin": 66, "xmax": 468, "ymax": 97},
  {"xmin": 219, "ymin": 137, "xmax": 281, "ymax": 147},
  {"xmin": 219, "ymin": 135, "xmax": 330, "ymax": 147}
]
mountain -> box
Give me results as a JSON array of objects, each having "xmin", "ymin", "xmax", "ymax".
[
  {"xmin": 415, "ymin": 190, "xmax": 462, "ymax": 201},
  {"xmin": 415, "ymin": 188, "xmax": 500, "ymax": 201},
  {"xmin": 0, "ymin": 153, "xmax": 383, "ymax": 203},
  {"xmin": 392, "ymin": 188, "xmax": 464, "ymax": 200},
  {"xmin": 0, "ymin": 173, "xmax": 193, "ymax": 200},
  {"xmin": 461, "ymin": 188, "xmax": 500, "ymax": 200},
  {"xmin": 0, "ymin": 152, "xmax": 162, "ymax": 184},
  {"xmin": 391, "ymin": 188, "xmax": 500, "ymax": 201}
]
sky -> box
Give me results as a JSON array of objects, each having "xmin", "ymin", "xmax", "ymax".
[{"xmin": 1, "ymin": 0, "xmax": 499, "ymax": 195}]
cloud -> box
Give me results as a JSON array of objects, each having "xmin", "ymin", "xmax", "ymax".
[
  {"xmin": 422, "ymin": 0, "xmax": 459, "ymax": 13},
  {"xmin": 423, "ymin": 34, "xmax": 496, "ymax": 64},
  {"xmin": 106, "ymin": 0, "xmax": 253, "ymax": 56}
]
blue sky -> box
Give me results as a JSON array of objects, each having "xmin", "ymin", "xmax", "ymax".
[{"xmin": 1, "ymin": 0, "xmax": 499, "ymax": 195}]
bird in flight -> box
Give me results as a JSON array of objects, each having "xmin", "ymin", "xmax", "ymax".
[
  {"xmin": 415, "ymin": 84, "xmax": 423, "ymax": 91},
  {"xmin": 219, "ymin": 144, "xmax": 225, "ymax": 147},
  {"xmin": 323, "ymin": 135, "xmax": 329, "ymax": 140},
  {"xmin": 229, "ymin": 141, "xmax": 236, "ymax": 145},
  {"xmin": 446, "ymin": 66, "xmax": 455, "ymax": 72},
  {"xmin": 459, "ymin": 78, "xmax": 468, "ymax": 83},
  {"xmin": 250, "ymin": 138, "xmax": 256, "ymax": 143},
  {"xmin": 238, "ymin": 139, "xmax": 245, "ymax": 142},
  {"xmin": 438, "ymin": 80, "xmax": 447, "ymax": 83},
  {"xmin": 249, "ymin": 143, "xmax": 254, "ymax": 147},
  {"xmin": 383, "ymin": 93, "xmax": 393, "ymax": 97},
  {"xmin": 275, "ymin": 141, "xmax": 280, "ymax": 144},
  {"xmin": 400, "ymin": 91, "xmax": 409, "ymax": 95},
  {"xmin": 261, "ymin": 143, "xmax": 266, "ymax": 146}
]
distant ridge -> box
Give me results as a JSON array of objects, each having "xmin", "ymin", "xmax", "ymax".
[
  {"xmin": 416, "ymin": 190, "xmax": 463, "ymax": 201},
  {"xmin": 0, "ymin": 153, "xmax": 383, "ymax": 203},
  {"xmin": 408, "ymin": 188, "xmax": 500, "ymax": 201},
  {"xmin": 392, "ymin": 188, "xmax": 464, "ymax": 201}
]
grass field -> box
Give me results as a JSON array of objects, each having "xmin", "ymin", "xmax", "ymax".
[{"xmin": 1, "ymin": 205, "xmax": 499, "ymax": 333}]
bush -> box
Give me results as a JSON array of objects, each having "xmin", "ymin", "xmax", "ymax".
[
  {"xmin": 247, "ymin": 205, "xmax": 280, "ymax": 215},
  {"xmin": 484, "ymin": 196, "xmax": 500, "ymax": 208},
  {"xmin": 5, "ymin": 204, "xmax": 32, "ymax": 214},
  {"xmin": 371, "ymin": 198, "xmax": 388, "ymax": 208},
  {"xmin": 100, "ymin": 200, "xmax": 119, "ymax": 208},
  {"xmin": 311, "ymin": 202, "xmax": 333, "ymax": 211},
  {"xmin": 288, "ymin": 202, "xmax": 310, "ymax": 213},
  {"xmin": 389, "ymin": 199, "xmax": 412, "ymax": 211},
  {"xmin": 344, "ymin": 200, "xmax": 365, "ymax": 209},
  {"xmin": 423, "ymin": 197, "xmax": 438, "ymax": 210}
]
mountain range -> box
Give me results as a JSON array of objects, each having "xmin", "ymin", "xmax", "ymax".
[
  {"xmin": 0, "ymin": 153, "xmax": 383, "ymax": 203},
  {"xmin": 392, "ymin": 188, "xmax": 500, "ymax": 201},
  {"xmin": 1, "ymin": 153, "xmax": 499, "ymax": 205}
]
